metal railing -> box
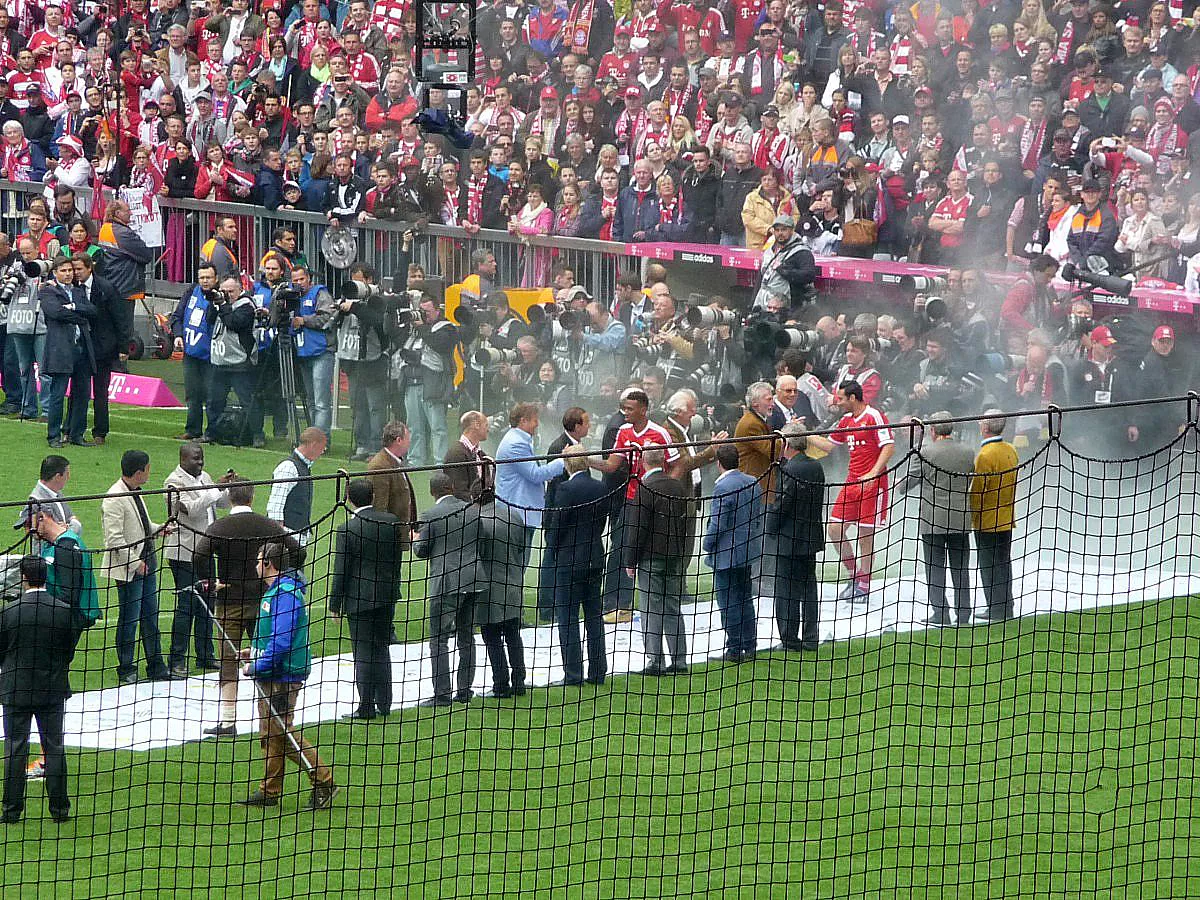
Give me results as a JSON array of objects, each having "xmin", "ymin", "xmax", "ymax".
[{"xmin": 0, "ymin": 179, "xmax": 628, "ymax": 300}]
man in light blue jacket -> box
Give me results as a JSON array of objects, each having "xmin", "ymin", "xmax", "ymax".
[
  {"xmin": 495, "ymin": 402, "xmax": 567, "ymax": 567},
  {"xmin": 702, "ymin": 444, "xmax": 764, "ymax": 662}
]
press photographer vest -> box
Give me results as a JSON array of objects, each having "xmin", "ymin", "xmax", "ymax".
[
  {"xmin": 252, "ymin": 282, "xmax": 277, "ymax": 352},
  {"xmin": 6, "ymin": 281, "xmax": 45, "ymax": 336},
  {"xmin": 336, "ymin": 303, "xmax": 384, "ymax": 363},
  {"xmin": 182, "ymin": 286, "xmax": 212, "ymax": 360},
  {"xmin": 293, "ymin": 284, "xmax": 330, "ymax": 358},
  {"xmin": 209, "ymin": 296, "xmax": 257, "ymax": 368}
]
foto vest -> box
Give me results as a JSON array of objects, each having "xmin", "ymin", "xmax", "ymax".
[
  {"xmin": 293, "ymin": 284, "xmax": 330, "ymax": 358},
  {"xmin": 209, "ymin": 296, "xmax": 257, "ymax": 368},
  {"xmin": 181, "ymin": 285, "xmax": 213, "ymax": 360}
]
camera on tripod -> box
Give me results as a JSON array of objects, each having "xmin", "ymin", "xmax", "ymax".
[{"xmin": 269, "ymin": 283, "xmax": 302, "ymax": 329}]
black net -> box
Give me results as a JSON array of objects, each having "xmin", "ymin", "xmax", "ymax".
[{"xmin": 0, "ymin": 399, "xmax": 1197, "ymax": 897}]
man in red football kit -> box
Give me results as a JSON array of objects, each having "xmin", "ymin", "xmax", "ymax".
[{"xmin": 809, "ymin": 380, "xmax": 895, "ymax": 603}]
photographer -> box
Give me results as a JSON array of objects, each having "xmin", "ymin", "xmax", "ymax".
[
  {"xmin": 169, "ymin": 263, "xmax": 220, "ymax": 441},
  {"xmin": 576, "ymin": 300, "xmax": 628, "ymax": 410},
  {"xmin": 631, "ymin": 283, "xmax": 694, "ymax": 381},
  {"xmin": 3, "ymin": 238, "xmax": 49, "ymax": 421},
  {"xmin": 287, "ymin": 266, "xmax": 337, "ymax": 439},
  {"xmin": 400, "ymin": 293, "xmax": 459, "ymax": 467},
  {"xmin": 335, "ymin": 264, "xmax": 391, "ymax": 462},
  {"xmin": 491, "ymin": 335, "xmax": 544, "ymax": 410},
  {"xmin": 488, "ymin": 292, "xmax": 530, "ymax": 351},
  {"xmin": 753, "ymin": 215, "xmax": 819, "ymax": 312},
  {"xmin": 909, "ymin": 328, "xmax": 970, "ymax": 417},
  {"xmin": 206, "ymin": 275, "xmax": 258, "ymax": 445},
  {"xmin": 246, "ymin": 256, "xmax": 291, "ymax": 448}
]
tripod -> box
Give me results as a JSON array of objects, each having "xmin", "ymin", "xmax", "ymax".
[{"xmin": 275, "ymin": 332, "xmax": 308, "ymax": 447}]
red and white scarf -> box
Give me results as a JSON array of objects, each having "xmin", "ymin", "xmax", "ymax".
[
  {"xmin": 889, "ymin": 34, "xmax": 915, "ymax": 76},
  {"xmin": 564, "ymin": 0, "xmax": 596, "ymax": 54},
  {"xmin": 1054, "ymin": 19, "xmax": 1076, "ymax": 65},
  {"xmin": 694, "ymin": 90, "xmax": 715, "ymax": 143},
  {"xmin": 752, "ymin": 128, "xmax": 790, "ymax": 172},
  {"xmin": 658, "ymin": 194, "xmax": 683, "ymax": 225},
  {"xmin": 599, "ymin": 193, "xmax": 618, "ymax": 240},
  {"xmin": 1147, "ymin": 122, "xmax": 1184, "ymax": 173},
  {"xmin": 441, "ymin": 185, "xmax": 460, "ymax": 225},
  {"xmin": 636, "ymin": 123, "xmax": 668, "ymax": 158},
  {"xmin": 615, "ymin": 108, "xmax": 646, "ymax": 157},
  {"xmin": 1169, "ymin": 0, "xmax": 1183, "ymax": 20},
  {"xmin": 1020, "ymin": 117, "xmax": 1048, "ymax": 171},
  {"xmin": 849, "ymin": 30, "xmax": 884, "ymax": 60},
  {"xmin": 466, "ymin": 174, "xmax": 488, "ymax": 225},
  {"xmin": 748, "ymin": 48, "xmax": 784, "ymax": 96},
  {"xmin": 663, "ymin": 86, "xmax": 694, "ymax": 120}
]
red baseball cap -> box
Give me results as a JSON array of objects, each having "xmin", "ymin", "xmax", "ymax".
[
  {"xmin": 615, "ymin": 24, "xmax": 633, "ymax": 36},
  {"xmin": 624, "ymin": 85, "xmax": 643, "ymax": 99},
  {"xmin": 1154, "ymin": 325, "xmax": 1175, "ymax": 341},
  {"xmin": 1090, "ymin": 325, "xmax": 1117, "ymax": 346},
  {"xmin": 540, "ymin": 86, "xmax": 559, "ymax": 100}
]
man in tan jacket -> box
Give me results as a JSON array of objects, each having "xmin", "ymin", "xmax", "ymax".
[{"xmin": 102, "ymin": 450, "xmax": 174, "ymax": 684}]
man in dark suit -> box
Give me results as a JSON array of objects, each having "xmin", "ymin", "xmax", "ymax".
[
  {"xmin": 39, "ymin": 254, "xmax": 96, "ymax": 449},
  {"xmin": 766, "ymin": 422, "xmax": 825, "ymax": 651},
  {"xmin": 477, "ymin": 497, "xmax": 529, "ymax": 698},
  {"xmin": 72, "ymin": 252, "xmax": 131, "ymax": 446},
  {"xmin": 703, "ymin": 445, "xmax": 764, "ymax": 662},
  {"xmin": 539, "ymin": 406, "xmax": 590, "ymax": 625},
  {"xmin": 548, "ymin": 446, "xmax": 613, "ymax": 686},
  {"xmin": 1, "ymin": 556, "xmax": 76, "ymax": 824},
  {"xmin": 193, "ymin": 481, "xmax": 303, "ymax": 736},
  {"xmin": 329, "ymin": 479, "xmax": 403, "ymax": 721},
  {"xmin": 622, "ymin": 447, "xmax": 692, "ymax": 675},
  {"xmin": 413, "ymin": 473, "xmax": 484, "ymax": 707},
  {"xmin": 443, "ymin": 410, "xmax": 490, "ymax": 502}
]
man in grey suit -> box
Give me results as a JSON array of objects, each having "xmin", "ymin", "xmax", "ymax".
[
  {"xmin": 703, "ymin": 444, "xmax": 764, "ymax": 663},
  {"xmin": 477, "ymin": 497, "xmax": 528, "ymax": 698},
  {"xmin": 766, "ymin": 422, "xmax": 826, "ymax": 651},
  {"xmin": 622, "ymin": 447, "xmax": 692, "ymax": 676},
  {"xmin": 330, "ymin": 479, "xmax": 404, "ymax": 721},
  {"xmin": 917, "ymin": 412, "xmax": 976, "ymax": 626},
  {"xmin": 413, "ymin": 473, "xmax": 484, "ymax": 707}
]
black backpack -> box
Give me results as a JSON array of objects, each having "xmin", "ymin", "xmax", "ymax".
[{"xmin": 208, "ymin": 405, "xmax": 247, "ymax": 446}]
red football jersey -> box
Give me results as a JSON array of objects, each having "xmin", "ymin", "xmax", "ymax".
[
  {"xmin": 829, "ymin": 406, "xmax": 894, "ymax": 481},
  {"xmin": 614, "ymin": 420, "xmax": 679, "ymax": 499}
]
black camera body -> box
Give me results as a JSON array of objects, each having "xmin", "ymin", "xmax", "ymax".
[{"xmin": 269, "ymin": 283, "xmax": 302, "ymax": 330}]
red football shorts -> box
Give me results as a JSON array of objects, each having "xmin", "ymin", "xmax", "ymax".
[{"xmin": 830, "ymin": 477, "xmax": 889, "ymax": 529}]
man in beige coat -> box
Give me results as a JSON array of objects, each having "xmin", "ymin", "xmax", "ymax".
[{"xmin": 102, "ymin": 450, "xmax": 174, "ymax": 685}]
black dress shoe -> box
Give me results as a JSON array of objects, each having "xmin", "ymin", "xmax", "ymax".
[
  {"xmin": 666, "ymin": 661, "xmax": 689, "ymax": 674},
  {"xmin": 923, "ymin": 614, "xmax": 951, "ymax": 626},
  {"xmin": 454, "ymin": 690, "xmax": 474, "ymax": 703},
  {"xmin": 714, "ymin": 652, "xmax": 743, "ymax": 664},
  {"xmin": 585, "ymin": 675, "xmax": 606, "ymax": 685},
  {"xmin": 203, "ymin": 722, "xmax": 237, "ymax": 737},
  {"xmin": 511, "ymin": 682, "xmax": 527, "ymax": 696},
  {"xmin": 148, "ymin": 670, "xmax": 184, "ymax": 682},
  {"xmin": 47, "ymin": 438, "xmax": 64, "ymax": 448},
  {"xmin": 118, "ymin": 673, "xmax": 139, "ymax": 685},
  {"xmin": 1, "ymin": 813, "xmax": 20, "ymax": 824},
  {"xmin": 485, "ymin": 686, "xmax": 512, "ymax": 699},
  {"xmin": 800, "ymin": 640, "xmax": 820, "ymax": 651},
  {"xmin": 779, "ymin": 640, "xmax": 804, "ymax": 652},
  {"xmin": 418, "ymin": 697, "xmax": 453, "ymax": 708},
  {"xmin": 550, "ymin": 678, "xmax": 584, "ymax": 687},
  {"xmin": 341, "ymin": 712, "xmax": 375, "ymax": 722},
  {"xmin": 740, "ymin": 650, "xmax": 757, "ymax": 662},
  {"xmin": 67, "ymin": 438, "xmax": 96, "ymax": 447},
  {"xmin": 642, "ymin": 664, "xmax": 668, "ymax": 676},
  {"xmin": 236, "ymin": 791, "xmax": 279, "ymax": 808},
  {"xmin": 51, "ymin": 812, "xmax": 70, "ymax": 824},
  {"xmin": 376, "ymin": 709, "xmax": 390, "ymax": 719}
]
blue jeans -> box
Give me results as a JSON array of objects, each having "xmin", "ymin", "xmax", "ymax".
[
  {"xmin": 115, "ymin": 565, "xmax": 168, "ymax": 679},
  {"xmin": 714, "ymin": 566, "xmax": 757, "ymax": 655},
  {"xmin": 9, "ymin": 332, "xmax": 45, "ymax": 417},
  {"xmin": 298, "ymin": 351, "xmax": 335, "ymax": 436},
  {"xmin": 404, "ymin": 382, "xmax": 447, "ymax": 466}
]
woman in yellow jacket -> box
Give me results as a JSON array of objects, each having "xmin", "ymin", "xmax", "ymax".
[{"xmin": 741, "ymin": 170, "xmax": 800, "ymax": 251}]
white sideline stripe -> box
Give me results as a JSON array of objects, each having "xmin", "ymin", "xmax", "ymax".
[{"xmin": 5, "ymin": 562, "xmax": 1197, "ymax": 752}]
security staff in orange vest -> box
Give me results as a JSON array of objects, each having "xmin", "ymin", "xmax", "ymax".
[{"xmin": 1066, "ymin": 178, "xmax": 1120, "ymax": 271}]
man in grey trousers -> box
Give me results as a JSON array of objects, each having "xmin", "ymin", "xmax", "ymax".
[
  {"xmin": 413, "ymin": 473, "xmax": 483, "ymax": 706},
  {"xmin": 622, "ymin": 446, "xmax": 693, "ymax": 676},
  {"xmin": 916, "ymin": 412, "xmax": 976, "ymax": 626}
]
